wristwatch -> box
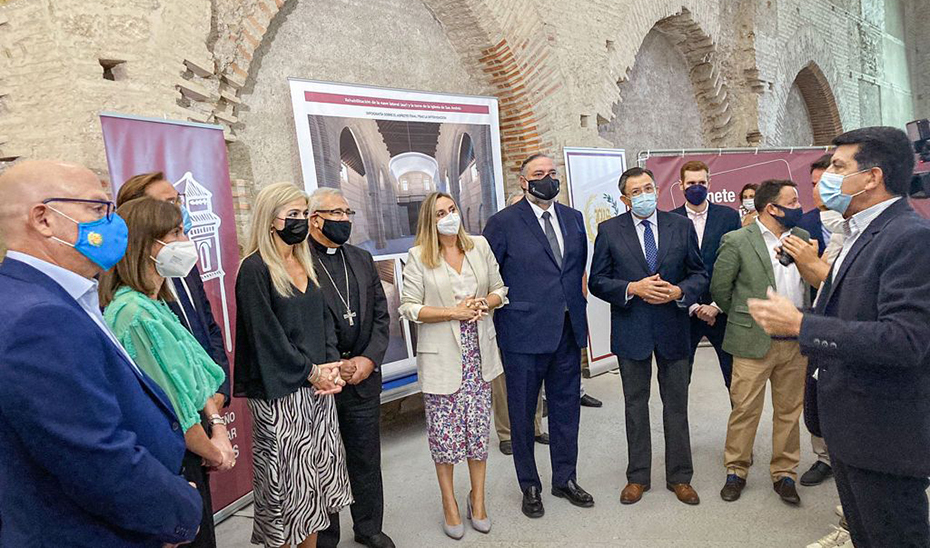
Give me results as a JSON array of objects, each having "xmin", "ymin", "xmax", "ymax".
[{"xmin": 209, "ymin": 413, "xmax": 225, "ymax": 426}]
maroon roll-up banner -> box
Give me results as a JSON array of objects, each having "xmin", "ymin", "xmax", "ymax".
[
  {"xmin": 646, "ymin": 149, "xmax": 930, "ymax": 218},
  {"xmin": 100, "ymin": 113, "xmax": 252, "ymax": 517},
  {"xmin": 645, "ymin": 149, "xmax": 831, "ymax": 213}
]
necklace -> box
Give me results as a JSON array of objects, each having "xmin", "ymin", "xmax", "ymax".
[{"xmin": 316, "ymin": 248, "xmax": 356, "ymax": 327}]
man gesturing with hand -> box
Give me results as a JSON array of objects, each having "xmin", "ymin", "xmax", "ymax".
[{"xmin": 589, "ymin": 167, "xmax": 707, "ymax": 507}]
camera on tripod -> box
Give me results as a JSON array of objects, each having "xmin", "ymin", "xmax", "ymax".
[{"xmin": 907, "ymin": 119, "xmax": 930, "ymax": 199}]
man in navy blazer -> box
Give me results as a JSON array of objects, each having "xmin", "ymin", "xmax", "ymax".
[
  {"xmin": 748, "ymin": 127, "xmax": 930, "ymax": 547},
  {"xmin": 483, "ymin": 153, "xmax": 593, "ymax": 519},
  {"xmin": 670, "ymin": 160, "xmax": 741, "ymax": 388},
  {"xmin": 0, "ymin": 161, "xmax": 201, "ymax": 547},
  {"xmin": 589, "ymin": 167, "xmax": 707, "ymax": 506}
]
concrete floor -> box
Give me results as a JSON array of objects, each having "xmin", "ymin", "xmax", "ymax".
[{"xmin": 216, "ymin": 347, "xmax": 847, "ymax": 547}]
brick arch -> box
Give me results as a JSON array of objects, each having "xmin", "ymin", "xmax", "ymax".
[
  {"xmin": 766, "ymin": 24, "xmax": 848, "ymax": 146},
  {"xmin": 209, "ymin": 0, "xmax": 571, "ymax": 179},
  {"xmin": 593, "ymin": 5, "xmax": 733, "ymax": 146},
  {"xmin": 792, "ymin": 63, "xmax": 844, "ymax": 145}
]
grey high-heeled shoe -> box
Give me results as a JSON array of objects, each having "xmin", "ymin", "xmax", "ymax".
[
  {"xmin": 442, "ymin": 517, "xmax": 465, "ymax": 540},
  {"xmin": 467, "ymin": 491, "xmax": 491, "ymax": 534}
]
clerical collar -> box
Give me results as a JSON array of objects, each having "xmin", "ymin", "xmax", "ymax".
[{"xmin": 310, "ymin": 236, "xmax": 340, "ymax": 255}]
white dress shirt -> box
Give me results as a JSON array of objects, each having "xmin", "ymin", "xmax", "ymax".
[
  {"xmin": 625, "ymin": 210, "xmax": 664, "ymax": 304},
  {"xmin": 528, "ymin": 199, "xmax": 564, "ymax": 256},
  {"xmin": 685, "ymin": 202, "xmax": 708, "ymax": 248},
  {"xmin": 755, "ymin": 219, "xmax": 806, "ymax": 308},
  {"xmin": 831, "ymin": 197, "xmax": 901, "ymax": 281},
  {"xmin": 5, "ymin": 251, "xmax": 142, "ymax": 374}
]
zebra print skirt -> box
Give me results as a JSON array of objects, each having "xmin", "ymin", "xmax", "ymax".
[{"xmin": 247, "ymin": 386, "xmax": 353, "ymax": 547}]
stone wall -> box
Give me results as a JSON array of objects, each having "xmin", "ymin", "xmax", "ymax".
[{"xmin": 0, "ymin": 0, "xmax": 924, "ymax": 239}]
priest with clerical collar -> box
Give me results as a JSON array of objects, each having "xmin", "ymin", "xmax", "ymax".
[{"xmin": 308, "ymin": 188, "xmax": 395, "ymax": 548}]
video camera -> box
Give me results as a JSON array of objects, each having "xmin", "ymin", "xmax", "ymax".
[{"xmin": 907, "ymin": 119, "xmax": 930, "ymax": 199}]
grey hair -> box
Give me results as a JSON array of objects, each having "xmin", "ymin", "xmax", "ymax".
[
  {"xmin": 308, "ymin": 187, "xmax": 345, "ymax": 213},
  {"xmin": 520, "ymin": 153, "xmax": 553, "ymax": 177}
]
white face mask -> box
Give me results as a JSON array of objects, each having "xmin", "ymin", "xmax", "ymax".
[
  {"xmin": 742, "ymin": 198, "xmax": 756, "ymax": 212},
  {"xmin": 152, "ymin": 239, "xmax": 198, "ymax": 278},
  {"xmin": 436, "ymin": 212, "xmax": 461, "ymax": 236}
]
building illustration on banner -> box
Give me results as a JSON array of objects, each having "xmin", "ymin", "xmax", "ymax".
[{"xmin": 173, "ymin": 172, "xmax": 233, "ymax": 352}]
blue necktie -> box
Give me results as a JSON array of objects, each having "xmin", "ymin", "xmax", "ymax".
[{"xmin": 642, "ymin": 219, "xmax": 658, "ymax": 273}]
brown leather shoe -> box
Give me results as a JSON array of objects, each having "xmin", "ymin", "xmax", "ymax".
[
  {"xmin": 667, "ymin": 483, "xmax": 701, "ymax": 505},
  {"xmin": 620, "ymin": 483, "xmax": 649, "ymax": 504}
]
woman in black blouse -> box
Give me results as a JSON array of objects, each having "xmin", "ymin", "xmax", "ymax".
[{"xmin": 234, "ymin": 182, "xmax": 352, "ymax": 548}]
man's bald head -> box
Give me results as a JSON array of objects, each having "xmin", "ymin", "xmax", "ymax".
[{"xmin": 0, "ymin": 160, "xmax": 109, "ymax": 276}]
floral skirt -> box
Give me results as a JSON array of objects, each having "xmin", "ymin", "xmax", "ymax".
[{"xmin": 423, "ymin": 321, "xmax": 492, "ymax": 463}]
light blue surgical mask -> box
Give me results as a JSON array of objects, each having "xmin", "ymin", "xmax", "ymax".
[
  {"xmin": 818, "ymin": 169, "xmax": 868, "ymax": 215},
  {"xmin": 180, "ymin": 204, "xmax": 193, "ymax": 234},
  {"xmin": 630, "ymin": 192, "xmax": 657, "ymax": 218}
]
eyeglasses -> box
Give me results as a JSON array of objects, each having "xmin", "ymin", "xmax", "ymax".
[
  {"xmin": 314, "ymin": 208, "xmax": 356, "ymax": 219},
  {"xmin": 169, "ymin": 193, "xmax": 186, "ymax": 206},
  {"xmin": 627, "ymin": 185, "xmax": 656, "ymax": 198},
  {"xmin": 42, "ymin": 198, "xmax": 116, "ymax": 220}
]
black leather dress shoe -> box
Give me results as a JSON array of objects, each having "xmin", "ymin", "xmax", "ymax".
[
  {"xmin": 535, "ymin": 433, "xmax": 550, "ymax": 445},
  {"xmin": 580, "ymin": 394, "xmax": 603, "ymax": 408},
  {"xmin": 773, "ymin": 477, "xmax": 801, "ymax": 505},
  {"xmin": 799, "ymin": 461, "xmax": 833, "ymax": 486},
  {"xmin": 522, "ymin": 486, "xmax": 545, "ymax": 518},
  {"xmin": 551, "ymin": 479, "xmax": 594, "ymax": 508},
  {"xmin": 720, "ymin": 474, "xmax": 746, "ymax": 502},
  {"xmin": 354, "ymin": 532, "xmax": 396, "ymax": 548},
  {"xmin": 499, "ymin": 440, "xmax": 513, "ymax": 455}
]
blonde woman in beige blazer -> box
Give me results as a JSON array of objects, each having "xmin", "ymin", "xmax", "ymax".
[{"xmin": 399, "ymin": 192, "xmax": 507, "ymax": 540}]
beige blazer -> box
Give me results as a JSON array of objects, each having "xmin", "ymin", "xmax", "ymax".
[{"xmin": 399, "ymin": 235, "xmax": 507, "ymax": 395}]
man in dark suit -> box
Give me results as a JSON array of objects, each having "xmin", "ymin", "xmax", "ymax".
[
  {"xmin": 308, "ymin": 188, "xmax": 394, "ymax": 548},
  {"xmin": 589, "ymin": 167, "xmax": 707, "ymax": 506},
  {"xmin": 748, "ymin": 127, "xmax": 930, "ymax": 547},
  {"xmin": 0, "ymin": 160, "xmax": 202, "ymax": 547},
  {"xmin": 797, "ymin": 153, "xmax": 834, "ymax": 257},
  {"xmin": 484, "ymin": 153, "xmax": 593, "ymax": 518},
  {"xmin": 116, "ymin": 172, "xmax": 231, "ymax": 547},
  {"xmin": 670, "ymin": 160, "xmax": 741, "ymax": 388}
]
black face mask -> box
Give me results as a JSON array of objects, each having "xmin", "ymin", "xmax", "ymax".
[
  {"xmin": 527, "ymin": 175, "xmax": 560, "ymax": 201},
  {"xmin": 321, "ymin": 219, "xmax": 352, "ymax": 246},
  {"xmin": 275, "ymin": 217, "xmax": 309, "ymax": 245}
]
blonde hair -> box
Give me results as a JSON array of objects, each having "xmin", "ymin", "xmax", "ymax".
[
  {"xmin": 244, "ymin": 182, "xmax": 318, "ymax": 297},
  {"xmin": 414, "ymin": 192, "xmax": 474, "ymax": 269}
]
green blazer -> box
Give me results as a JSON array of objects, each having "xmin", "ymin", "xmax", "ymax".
[{"xmin": 710, "ymin": 221, "xmax": 810, "ymax": 359}]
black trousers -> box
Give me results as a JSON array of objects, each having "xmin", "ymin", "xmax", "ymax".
[
  {"xmin": 618, "ymin": 353, "xmax": 693, "ymax": 486},
  {"xmin": 831, "ymin": 456, "xmax": 930, "ymax": 547},
  {"xmin": 181, "ymin": 450, "xmax": 216, "ymax": 548},
  {"xmin": 688, "ymin": 313, "xmax": 732, "ymax": 389},
  {"xmin": 502, "ymin": 317, "xmax": 581, "ymax": 492},
  {"xmin": 317, "ymin": 387, "xmax": 384, "ymax": 547}
]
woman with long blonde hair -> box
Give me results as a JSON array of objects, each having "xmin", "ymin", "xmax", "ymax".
[
  {"xmin": 234, "ymin": 182, "xmax": 352, "ymax": 548},
  {"xmin": 399, "ymin": 192, "xmax": 507, "ymax": 540}
]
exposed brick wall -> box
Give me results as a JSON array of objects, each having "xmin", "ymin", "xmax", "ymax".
[{"xmin": 0, "ymin": 0, "xmax": 923, "ymax": 239}]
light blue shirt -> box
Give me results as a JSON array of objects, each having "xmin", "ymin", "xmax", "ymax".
[
  {"xmin": 633, "ymin": 210, "xmax": 659, "ymax": 256},
  {"xmin": 832, "ymin": 197, "xmax": 902, "ymax": 281},
  {"xmin": 5, "ymin": 251, "xmax": 142, "ymax": 375}
]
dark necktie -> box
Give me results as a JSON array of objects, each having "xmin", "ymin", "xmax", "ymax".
[
  {"xmin": 541, "ymin": 210, "xmax": 563, "ymax": 269},
  {"xmin": 642, "ymin": 219, "xmax": 658, "ymax": 273}
]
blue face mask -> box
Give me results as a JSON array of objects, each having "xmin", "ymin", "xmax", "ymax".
[
  {"xmin": 773, "ymin": 204, "xmax": 803, "ymax": 229},
  {"xmin": 630, "ymin": 192, "xmax": 657, "ymax": 218},
  {"xmin": 181, "ymin": 205, "xmax": 193, "ymax": 235},
  {"xmin": 818, "ymin": 169, "xmax": 868, "ymax": 215},
  {"xmin": 49, "ymin": 208, "xmax": 129, "ymax": 271}
]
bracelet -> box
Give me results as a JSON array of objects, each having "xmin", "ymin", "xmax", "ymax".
[
  {"xmin": 307, "ymin": 364, "xmax": 321, "ymax": 384},
  {"xmin": 209, "ymin": 414, "xmax": 225, "ymax": 426}
]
